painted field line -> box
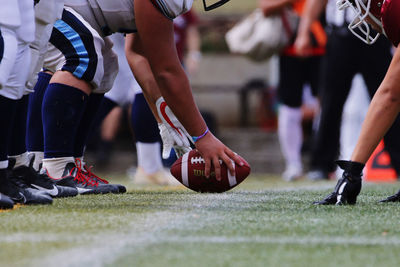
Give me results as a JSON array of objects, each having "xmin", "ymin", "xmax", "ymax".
[
  {"xmin": 161, "ymin": 235, "xmax": 400, "ymax": 246},
  {"xmin": 30, "ymin": 211, "xmax": 192, "ymax": 267}
]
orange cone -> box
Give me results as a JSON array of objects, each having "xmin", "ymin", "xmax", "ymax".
[{"xmin": 365, "ymin": 141, "xmax": 397, "ymax": 182}]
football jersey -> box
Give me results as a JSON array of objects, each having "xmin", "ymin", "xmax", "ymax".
[
  {"xmin": 382, "ymin": 0, "xmax": 400, "ymax": 46},
  {"xmin": 0, "ymin": 0, "xmax": 21, "ymax": 28},
  {"xmin": 65, "ymin": 0, "xmax": 193, "ymax": 35}
]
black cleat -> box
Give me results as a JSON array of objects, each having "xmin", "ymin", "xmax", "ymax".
[
  {"xmin": 0, "ymin": 193, "xmax": 14, "ymax": 209},
  {"xmin": 313, "ymin": 160, "xmax": 363, "ymax": 205},
  {"xmin": 82, "ymin": 164, "xmax": 125, "ymax": 193},
  {"xmin": 313, "ymin": 192, "xmax": 338, "ymax": 205},
  {"xmin": 379, "ymin": 190, "xmax": 400, "ymax": 203},
  {"xmin": 13, "ymin": 156, "xmax": 78, "ymax": 198},
  {"xmin": 0, "ymin": 168, "xmax": 52, "ymax": 205},
  {"xmin": 50, "ymin": 161, "xmax": 118, "ymax": 195}
]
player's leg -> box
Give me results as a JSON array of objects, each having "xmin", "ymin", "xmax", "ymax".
[
  {"xmin": 277, "ymin": 55, "xmax": 304, "ymax": 181},
  {"xmin": 0, "ymin": 36, "xmax": 52, "ymax": 205},
  {"xmin": 308, "ymin": 33, "xmax": 356, "ymax": 180},
  {"xmin": 131, "ymin": 92, "xmax": 177, "ymax": 185},
  {"xmin": 0, "ymin": 94, "xmax": 19, "ymax": 202},
  {"xmin": 10, "ymin": 95, "xmax": 78, "ymax": 198},
  {"xmin": 40, "ymin": 8, "xmax": 116, "ymax": 194},
  {"xmin": 72, "ymin": 93, "xmax": 124, "ymax": 194},
  {"xmin": 26, "ymin": 71, "xmax": 52, "ymax": 171}
]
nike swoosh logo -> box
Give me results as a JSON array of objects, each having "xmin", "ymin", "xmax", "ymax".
[
  {"xmin": 77, "ymin": 187, "xmax": 93, "ymax": 194},
  {"xmin": 32, "ymin": 184, "xmax": 59, "ymax": 196}
]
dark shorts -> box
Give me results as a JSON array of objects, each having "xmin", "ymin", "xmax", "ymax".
[{"xmin": 278, "ymin": 55, "xmax": 322, "ymax": 107}]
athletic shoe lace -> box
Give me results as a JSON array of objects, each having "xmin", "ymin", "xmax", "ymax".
[
  {"xmin": 73, "ymin": 159, "xmax": 98, "ymax": 187},
  {"xmin": 83, "ymin": 165, "xmax": 109, "ymax": 184}
]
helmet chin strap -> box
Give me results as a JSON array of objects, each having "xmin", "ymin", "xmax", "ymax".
[{"xmin": 202, "ymin": 0, "xmax": 230, "ymax": 11}]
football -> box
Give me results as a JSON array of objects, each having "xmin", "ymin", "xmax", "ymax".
[{"xmin": 170, "ymin": 149, "xmax": 251, "ymax": 193}]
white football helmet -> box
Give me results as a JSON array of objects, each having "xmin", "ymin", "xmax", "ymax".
[{"xmin": 337, "ymin": 0, "xmax": 385, "ymax": 44}]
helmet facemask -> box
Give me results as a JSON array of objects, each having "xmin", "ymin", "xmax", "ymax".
[
  {"xmin": 202, "ymin": 0, "xmax": 230, "ymax": 11},
  {"xmin": 337, "ymin": 0, "xmax": 384, "ymax": 44}
]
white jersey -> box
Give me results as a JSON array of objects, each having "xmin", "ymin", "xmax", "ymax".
[
  {"xmin": 0, "ymin": 0, "xmax": 21, "ymax": 29},
  {"xmin": 15, "ymin": 0, "xmax": 35, "ymax": 43},
  {"xmin": 65, "ymin": 0, "xmax": 193, "ymax": 35}
]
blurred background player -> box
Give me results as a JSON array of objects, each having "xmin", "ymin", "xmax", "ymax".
[
  {"xmin": 259, "ymin": 0, "xmax": 326, "ymax": 181},
  {"xmin": 295, "ymin": 0, "xmax": 400, "ymax": 180}
]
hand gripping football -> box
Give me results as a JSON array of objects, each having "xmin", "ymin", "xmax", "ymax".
[{"xmin": 170, "ymin": 150, "xmax": 251, "ymax": 193}]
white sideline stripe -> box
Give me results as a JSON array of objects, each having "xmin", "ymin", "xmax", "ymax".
[
  {"xmin": 161, "ymin": 235, "xmax": 400, "ymax": 246},
  {"xmin": 4, "ymin": 234, "xmax": 400, "ymax": 247},
  {"xmin": 227, "ymin": 160, "xmax": 237, "ymax": 186},
  {"xmin": 181, "ymin": 153, "xmax": 189, "ymax": 187}
]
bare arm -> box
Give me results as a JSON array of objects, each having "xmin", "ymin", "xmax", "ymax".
[
  {"xmin": 294, "ymin": 0, "xmax": 327, "ymax": 56},
  {"xmin": 351, "ymin": 46, "xmax": 400, "ymax": 163},
  {"xmin": 133, "ymin": 0, "xmax": 243, "ymax": 178},
  {"xmin": 124, "ymin": 33, "xmax": 161, "ymax": 122}
]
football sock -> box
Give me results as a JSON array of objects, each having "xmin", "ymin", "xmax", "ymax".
[
  {"xmin": 136, "ymin": 142, "xmax": 163, "ymax": 174},
  {"xmin": 73, "ymin": 93, "xmax": 104, "ymax": 158},
  {"xmin": 42, "ymin": 156, "xmax": 75, "ymax": 178},
  {"xmin": 9, "ymin": 95, "xmax": 29, "ymax": 158},
  {"xmin": 26, "ymin": 72, "xmax": 52, "ymax": 152},
  {"xmin": 278, "ymin": 105, "xmax": 303, "ymax": 170},
  {"xmin": 42, "ymin": 83, "xmax": 88, "ymax": 158},
  {"xmin": 0, "ymin": 95, "xmax": 17, "ymax": 169},
  {"xmin": 131, "ymin": 93, "xmax": 161, "ymax": 143}
]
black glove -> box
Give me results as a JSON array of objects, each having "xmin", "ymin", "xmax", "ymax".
[
  {"xmin": 379, "ymin": 189, "xmax": 400, "ymax": 203},
  {"xmin": 313, "ymin": 160, "xmax": 364, "ymax": 205}
]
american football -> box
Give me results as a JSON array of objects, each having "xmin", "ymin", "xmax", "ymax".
[{"xmin": 170, "ymin": 149, "xmax": 251, "ymax": 193}]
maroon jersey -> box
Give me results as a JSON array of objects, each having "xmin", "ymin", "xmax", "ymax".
[
  {"xmin": 382, "ymin": 0, "xmax": 400, "ymax": 46},
  {"xmin": 173, "ymin": 10, "xmax": 198, "ymax": 62}
]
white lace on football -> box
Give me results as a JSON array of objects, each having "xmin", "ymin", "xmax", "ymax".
[
  {"xmin": 190, "ymin": 157, "xmax": 223, "ymax": 165},
  {"xmin": 191, "ymin": 157, "xmax": 205, "ymax": 164},
  {"xmin": 337, "ymin": 0, "xmax": 384, "ymax": 44}
]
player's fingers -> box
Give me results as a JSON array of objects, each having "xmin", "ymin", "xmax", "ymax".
[
  {"xmin": 225, "ymin": 148, "xmax": 244, "ymax": 167},
  {"xmin": 204, "ymin": 157, "xmax": 211, "ymax": 178},
  {"xmin": 212, "ymin": 157, "xmax": 222, "ymax": 181},
  {"xmin": 162, "ymin": 143, "xmax": 172, "ymax": 159},
  {"xmin": 171, "ymin": 131, "xmax": 184, "ymax": 146},
  {"xmin": 220, "ymin": 152, "xmax": 235, "ymax": 176}
]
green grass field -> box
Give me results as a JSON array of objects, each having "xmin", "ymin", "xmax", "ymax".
[{"xmin": 2, "ymin": 175, "xmax": 400, "ymax": 267}]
